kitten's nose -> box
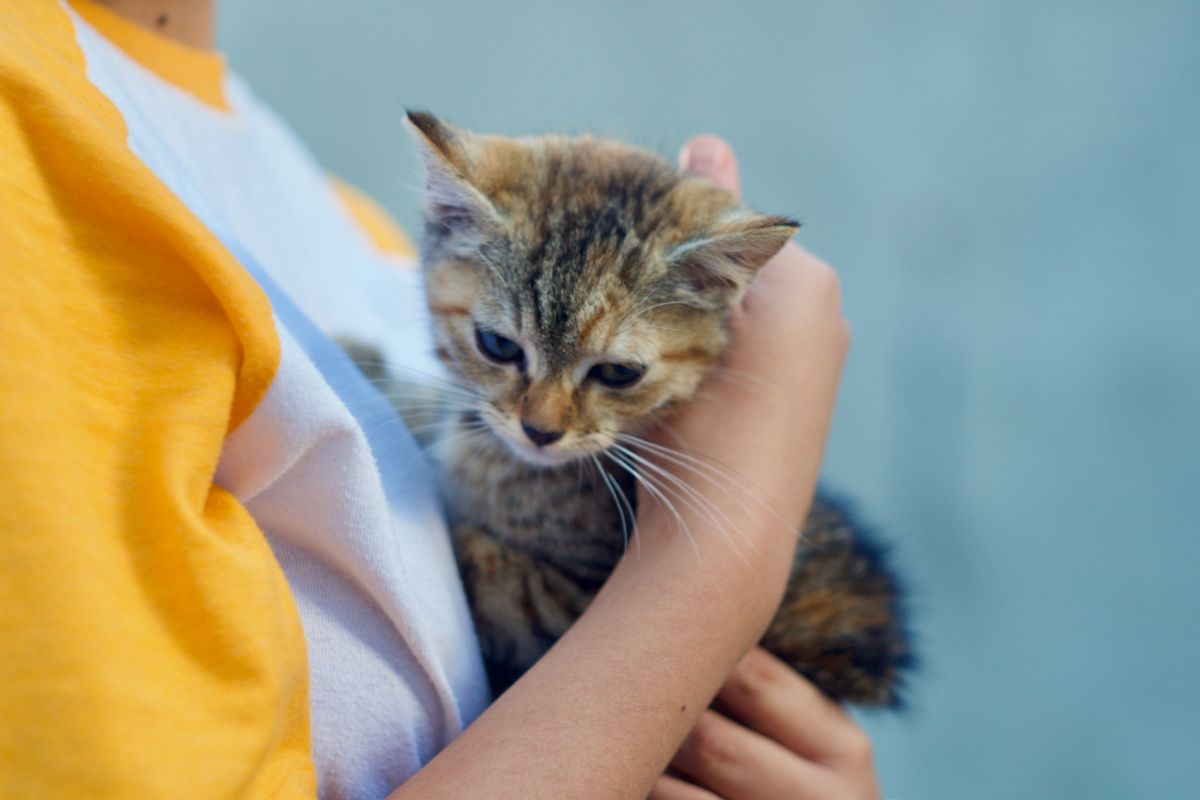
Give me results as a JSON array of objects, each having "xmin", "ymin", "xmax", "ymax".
[{"xmin": 521, "ymin": 422, "xmax": 564, "ymax": 447}]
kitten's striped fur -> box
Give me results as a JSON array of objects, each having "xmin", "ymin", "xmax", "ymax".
[{"xmin": 353, "ymin": 112, "xmax": 913, "ymax": 706}]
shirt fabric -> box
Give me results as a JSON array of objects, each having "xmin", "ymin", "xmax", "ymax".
[{"xmin": 0, "ymin": 2, "xmax": 490, "ymax": 797}]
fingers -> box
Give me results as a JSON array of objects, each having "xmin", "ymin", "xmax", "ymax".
[
  {"xmin": 670, "ymin": 710, "xmax": 842, "ymax": 800},
  {"xmin": 678, "ymin": 135, "xmax": 742, "ymax": 198},
  {"xmin": 648, "ymin": 774, "xmax": 721, "ymax": 799},
  {"xmin": 717, "ymin": 647, "xmax": 871, "ymax": 768}
]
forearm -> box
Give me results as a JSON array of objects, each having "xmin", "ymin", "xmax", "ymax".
[
  {"xmin": 391, "ymin": 251, "xmax": 843, "ymax": 799},
  {"xmin": 390, "ymin": 498, "xmax": 802, "ymax": 800}
]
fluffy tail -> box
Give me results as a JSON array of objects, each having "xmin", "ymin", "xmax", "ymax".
[{"xmin": 762, "ymin": 490, "xmax": 915, "ymax": 708}]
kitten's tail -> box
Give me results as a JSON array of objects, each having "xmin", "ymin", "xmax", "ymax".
[{"xmin": 763, "ymin": 491, "xmax": 916, "ymax": 708}]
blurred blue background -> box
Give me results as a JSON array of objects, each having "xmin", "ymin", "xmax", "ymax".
[{"xmin": 220, "ymin": 2, "xmax": 1200, "ymax": 797}]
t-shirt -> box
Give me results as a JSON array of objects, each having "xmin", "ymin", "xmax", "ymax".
[{"xmin": 0, "ymin": 2, "xmax": 490, "ymax": 797}]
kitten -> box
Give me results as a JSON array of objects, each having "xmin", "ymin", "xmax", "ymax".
[{"xmin": 352, "ymin": 111, "xmax": 913, "ymax": 706}]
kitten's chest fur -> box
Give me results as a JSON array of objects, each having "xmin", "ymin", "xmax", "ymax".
[
  {"xmin": 433, "ymin": 414, "xmax": 632, "ymax": 589},
  {"xmin": 352, "ymin": 355, "xmax": 911, "ymax": 705},
  {"xmin": 430, "ymin": 405, "xmax": 912, "ymax": 708}
]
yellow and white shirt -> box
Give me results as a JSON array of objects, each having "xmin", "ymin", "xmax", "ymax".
[{"xmin": 0, "ymin": 2, "xmax": 489, "ymax": 797}]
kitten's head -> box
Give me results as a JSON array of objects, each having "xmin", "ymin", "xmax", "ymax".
[{"xmin": 408, "ymin": 111, "xmax": 798, "ymax": 467}]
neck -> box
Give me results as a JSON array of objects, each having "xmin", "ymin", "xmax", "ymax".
[{"xmin": 92, "ymin": 0, "xmax": 216, "ymax": 50}]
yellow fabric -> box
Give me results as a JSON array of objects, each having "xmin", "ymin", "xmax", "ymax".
[
  {"xmin": 69, "ymin": 0, "xmax": 230, "ymax": 111},
  {"xmin": 0, "ymin": 2, "xmax": 316, "ymax": 797},
  {"xmin": 71, "ymin": 0, "xmax": 415, "ymax": 265},
  {"xmin": 331, "ymin": 177, "xmax": 419, "ymax": 262}
]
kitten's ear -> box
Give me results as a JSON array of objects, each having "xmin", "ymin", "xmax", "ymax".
[
  {"xmin": 669, "ymin": 211, "xmax": 800, "ymax": 305},
  {"xmin": 405, "ymin": 110, "xmax": 500, "ymax": 238}
]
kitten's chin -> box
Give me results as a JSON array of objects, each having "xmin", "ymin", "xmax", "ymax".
[
  {"xmin": 488, "ymin": 428, "xmax": 590, "ymax": 469},
  {"xmin": 498, "ymin": 436, "xmax": 583, "ymax": 469}
]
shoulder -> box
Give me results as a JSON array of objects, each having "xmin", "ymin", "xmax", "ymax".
[{"xmin": 329, "ymin": 176, "xmax": 419, "ymax": 263}]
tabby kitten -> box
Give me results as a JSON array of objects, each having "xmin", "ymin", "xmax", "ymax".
[{"xmin": 365, "ymin": 111, "xmax": 912, "ymax": 706}]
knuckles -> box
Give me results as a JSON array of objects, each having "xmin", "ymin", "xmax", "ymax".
[
  {"xmin": 726, "ymin": 647, "xmax": 788, "ymax": 703},
  {"xmin": 804, "ymin": 256, "xmax": 842, "ymax": 298},
  {"xmin": 683, "ymin": 712, "xmax": 745, "ymax": 773},
  {"xmin": 835, "ymin": 726, "xmax": 875, "ymax": 770}
]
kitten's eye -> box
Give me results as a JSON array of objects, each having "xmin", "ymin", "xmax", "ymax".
[
  {"xmin": 588, "ymin": 362, "xmax": 645, "ymax": 389},
  {"xmin": 475, "ymin": 328, "xmax": 525, "ymax": 365}
]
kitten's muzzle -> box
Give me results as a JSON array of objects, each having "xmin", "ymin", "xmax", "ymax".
[{"xmin": 521, "ymin": 422, "xmax": 564, "ymax": 447}]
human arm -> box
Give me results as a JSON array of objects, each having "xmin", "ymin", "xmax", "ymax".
[
  {"xmin": 651, "ymin": 647, "xmax": 881, "ymax": 800},
  {"xmin": 390, "ymin": 137, "xmax": 852, "ymax": 800},
  {"xmin": 645, "ymin": 140, "xmax": 881, "ymax": 800}
]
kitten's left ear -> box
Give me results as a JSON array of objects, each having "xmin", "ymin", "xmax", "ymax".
[
  {"xmin": 669, "ymin": 211, "xmax": 800, "ymax": 305},
  {"xmin": 405, "ymin": 110, "xmax": 501, "ymax": 239}
]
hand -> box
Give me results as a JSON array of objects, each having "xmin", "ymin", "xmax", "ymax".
[
  {"xmin": 392, "ymin": 137, "xmax": 853, "ymax": 800},
  {"xmin": 652, "ymin": 135, "xmax": 851, "ymax": 537},
  {"xmin": 649, "ymin": 648, "xmax": 882, "ymax": 800}
]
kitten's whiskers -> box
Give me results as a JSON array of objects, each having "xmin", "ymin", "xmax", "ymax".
[
  {"xmin": 603, "ymin": 450, "xmax": 697, "ymax": 561},
  {"xmin": 591, "ymin": 454, "xmax": 635, "ymax": 556},
  {"xmin": 615, "ymin": 433, "xmax": 793, "ymax": 535},
  {"xmin": 610, "ymin": 445, "xmax": 744, "ymax": 562}
]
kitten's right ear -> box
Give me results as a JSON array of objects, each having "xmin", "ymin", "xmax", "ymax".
[
  {"xmin": 668, "ymin": 211, "xmax": 800, "ymax": 306},
  {"xmin": 405, "ymin": 110, "xmax": 500, "ymax": 238}
]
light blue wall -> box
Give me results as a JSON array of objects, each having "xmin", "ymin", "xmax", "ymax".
[{"xmin": 221, "ymin": 2, "xmax": 1200, "ymax": 797}]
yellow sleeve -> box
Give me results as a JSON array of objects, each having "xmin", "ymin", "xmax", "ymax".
[
  {"xmin": 0, "ymin": 3, "xmax": 316, "ymax": 797},
  {"xmin": 330, "ymin": 176, "xmax": 419, "ymax": 263}
]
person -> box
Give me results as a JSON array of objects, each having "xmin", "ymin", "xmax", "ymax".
[{"xmin": 0, "ymin": 1, "xmax": 881, "ymax": 797}]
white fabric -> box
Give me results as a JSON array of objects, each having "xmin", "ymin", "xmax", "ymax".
[{"xmin": 66, "ymin": 8, "xmax": 490, "ymax": 799}]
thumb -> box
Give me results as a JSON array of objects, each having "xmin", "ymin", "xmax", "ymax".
[{"xmin": 677, "ymin": 135, "xmax": 742, "ymax": 199}]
